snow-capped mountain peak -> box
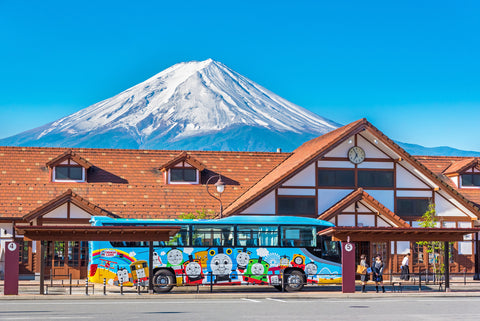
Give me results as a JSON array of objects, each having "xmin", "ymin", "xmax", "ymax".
[{"xmin": 1, "ymin": 59, "xmax": 340, "ymax": 151}]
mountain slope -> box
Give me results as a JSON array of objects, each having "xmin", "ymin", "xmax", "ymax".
[{"xmin": 0, "ymin": 59, "xmax": 340, "ymax": 151}]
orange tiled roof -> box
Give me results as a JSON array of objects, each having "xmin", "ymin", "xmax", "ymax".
[
  {"xmin": 416, "ymin": 156, "xmax": 480, "ymax": 208},
  {"xmin": 159, "ymin": 151, "xmax": 206, "ymax": 172},
  {"xmin": 443, "ymin": 157, "xmax": 478, "ymax": 176},
  {"xmin": 0, "ymin": 147, "xmax": 288, "ymax": 219},
  {"xmin": 318, "ymin": 188, "xmax": 410, "ymax": 228},
  {"xmin": 45, "ymin": 149, "xmax": 93, "ymax": 169}
]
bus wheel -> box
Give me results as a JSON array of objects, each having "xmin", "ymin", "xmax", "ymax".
[
  {"xmin": 285, "ymin": 270, "xmax": 304, "ymax": 292},
  {"xmin": 153, "ymin": 269, "xmax": 175, "ymax": 293}
]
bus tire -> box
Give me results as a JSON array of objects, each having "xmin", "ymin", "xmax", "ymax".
[
  {"xmin": 285, "ymin": 270, "xmax": 304, "ymax": 292},
  {"xmin": 153, "ymin": 269, "xmax": 175, "ymax": 293}
]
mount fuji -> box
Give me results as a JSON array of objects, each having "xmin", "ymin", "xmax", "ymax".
[
  {"xmin": 1, "ymin": 59, "xmax": 479, "ymax": 156},
  {"xmin": 0, "ymin": 59, "xmax": 340, "ymax": 152}
]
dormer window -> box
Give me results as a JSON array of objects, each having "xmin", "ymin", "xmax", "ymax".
[
  {"xmin": 170, "ymin": 167, "xmax": 197, "ymax": 183},
  {"xmin": 159, "ymin": 151, "xmax": 205, "ymax": 185},
  {"xmin": 461, "ymin": 174, "xmax": 480, "ymax": 187},
  {"xmin": 46, "ymin": 150, "xmax": 92, "ymax": 183},
  {"xmin": 53, "ymin": 163, "xmax": 85, "ymax": 182}
]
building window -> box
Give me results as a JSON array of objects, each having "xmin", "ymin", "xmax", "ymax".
[
  {"xmin": 396, "ymin": 198, "xmax": 430, "ymax": 217},
  {"xmin": 317, "ymin": 169, "xmax": 354, "ymax": 187},
  {"xmin": 53, "ymin": 166, "xmax": 84, "ymax": 182},
  {"xmin": 278, "ymin": 196, "xmax": 316, "ymax": 215},
  {"xmin": 169, "ymin": 168, "xmax": 197, "ymax": 183},
  {"xmin": 461, "ymin": 174, "xmax": 480, "ymax": 187},
  {"xmin": 358, "ymin": 170, "xmax": 394, "ymax": 188}
]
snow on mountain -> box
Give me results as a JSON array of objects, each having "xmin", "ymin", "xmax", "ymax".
[{"xmin": 0, "ymin": 59, "xmax": 340, "ymax": 151}]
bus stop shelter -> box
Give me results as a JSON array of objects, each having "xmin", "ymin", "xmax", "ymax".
[
  {"xmin": 318, "ymin": 226, "xmax": 480, "ymax": 292},
  {"xmin": 13, "ymin": 225, "xmax": 180, "ymax": 295}
]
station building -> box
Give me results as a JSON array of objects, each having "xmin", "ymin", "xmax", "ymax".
[{"xmin": 0, "ymin": 118, "xmax": 479, "ymax": 280}]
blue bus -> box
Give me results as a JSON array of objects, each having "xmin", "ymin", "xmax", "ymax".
[{"xmin": 88, "ymin": 215, "xmax": 341, "ymax": 292}]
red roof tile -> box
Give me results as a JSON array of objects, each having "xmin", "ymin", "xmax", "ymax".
[{"xmin": 0, "ymin": 147, "xmax": 288, "ymax": 219}]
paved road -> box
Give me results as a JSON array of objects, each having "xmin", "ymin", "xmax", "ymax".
[{"xmin": 1, "ymin": 297, "xmax": 480, "ymax": 321}]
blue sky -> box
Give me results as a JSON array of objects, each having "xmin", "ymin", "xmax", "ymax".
[{"xmin": 1, "ymin": 0, "xmax": 479, "ymax": 151}]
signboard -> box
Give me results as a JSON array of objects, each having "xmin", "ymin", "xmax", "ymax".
[
  {"xmin": 4, "ymin": 241, "xmax": 19, "ymax": 295},
  {"xmin": 341, "ymin": 241, "xmax": 355, "ymax": 293}
]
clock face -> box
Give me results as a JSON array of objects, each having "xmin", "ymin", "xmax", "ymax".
[{"xmin": 348, "ymin": 146, "xmax": 365, "ymax": 164}]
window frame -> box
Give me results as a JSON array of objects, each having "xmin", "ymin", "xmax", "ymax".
[
  {"xmin": 357, "ymin": 169, "xmax": 394, "ymax": 188},
  {"xmin": 460, "ymin": 173, "xmax": 480, "ymax": 188},
  {"xmin": 277, "ymin": 196, "xmax": 317, "ymax": 216},
  {"xmin": 52, "ymin": 165, "xmax": 86, "ymax": 182},
  {"xmin": 317, "ymin": 168, "xmax": 355, "ymax": 188},
  {"xmin": 396, "ymin": 197, "xmax": 431, "ymax": 217},
  {"xmin": 168, "ymin": 167, "xmax": 199, "ymax": 184}
]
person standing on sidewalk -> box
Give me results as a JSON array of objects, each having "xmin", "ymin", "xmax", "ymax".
[
  {"xmin": 400, "ymin": 253, "xmax": 410, "ymax": 281},
  {"xmin": 372, "ymin": 255, "xmax": 385, "ymax": 293},
  {"xmin": 360, "ymin": 254, "xmax": 369, "ymax": 293}
]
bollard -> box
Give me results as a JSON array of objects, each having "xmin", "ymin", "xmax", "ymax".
[
  {"xmin": 137, "ymin": 284, "xmax": 141, "ymax": 295},
  {"xmin": 85, "ymin": 278, "xmax": 89, "ymax": 296},
  {"xmin": 464, "ymin": 269, "xmax": 467, "ymax": 285},
  {"xmin": 69, "ymin": 274, "xmax": 72, "ymax": 295},
  {"xmin": 103, "ymin": 278, "xmax": 107, "ymax": 296},
  {"xmin": 418, "ymin": 270, "xmax": 422, "ymax": 291},
  {"xmin": 282, "ymin": 270, "xmax": 285, "ymax": 292},
  {"xmin": 120, "ymin": 282, "xmax": 124, "ymax": 295},
  {"xmin": 210, "ymin": 272, "xmax": 213, "ymax": 293}
]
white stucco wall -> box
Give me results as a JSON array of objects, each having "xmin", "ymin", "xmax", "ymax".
[
  {"xmin": 318, "ymin": 189, "xmax": 353, "ymax": 214},
  {"xmin": 337, "ymin": 214, "xmax": 355, "ymax": 226},
  {"xmin": 241, "ymin": 191, "xmax": 276, "ymax": 215},
  {"xmin": 435, "ymin": 193, "xmax": 468, "ymax": 217},
  {"xmin": 396, "ymin": 165, "xmax": 429, "ymax": 189},
  {"xmin": 283, "ymin": 163, "xmax": 316, "ymax": 187},
  {"xmin": 277, "ymin": 188, "xmax": 316, "ymax": 196},
  {"xmin": 357, "ymin": 214, "xmax": 375, "ymax": 227},
  {"xmin": 70, "ymin": 205, "xmax": 93, "ymax": 219},
  {"xmin": 324, "ymin": 136, "xmax": 355, "ymax": 158},
  {"xmin": 364, "ymin": 190, "xmax": 394, "ymax": 212},
  {"xmin": 43, "ymin": 203, "xmax": 68, "ymax": 218},
  {"xmin": 357, "ymin": 135, "xmax": 390, "ymax": 159}
]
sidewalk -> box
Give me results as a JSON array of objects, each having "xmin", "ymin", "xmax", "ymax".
[{"xmin": 1, "ymin": 281, "xmax": 480, "ymax": 300}]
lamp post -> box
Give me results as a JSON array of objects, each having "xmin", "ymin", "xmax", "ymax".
[{"xmin": 206, "ymin": 175, "xmax": 225, "ymax": 218}]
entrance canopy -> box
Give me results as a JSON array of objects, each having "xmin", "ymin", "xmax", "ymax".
[
  {"xmin": 318, "ymin": 226, "xmax": 480, "ymax": 242},
  {"xmin": 15, "ymin": 225, "xmax": 180, "ymax": 241}
]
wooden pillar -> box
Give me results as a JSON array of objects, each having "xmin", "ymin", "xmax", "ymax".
[
  {"xmin": 39, "ymin": 241, "xmax": 45, "ymax": 295},
  {"xmin": 444, "ymin": 241, "xmax": 450, "ymax": 292},
  {"xmin": 148, "ymin": 241, "xmax": 154, "ymax": 294},
  {"xmin": 474, "ymin": 233, "xmax": 480, "ymax": 280}
]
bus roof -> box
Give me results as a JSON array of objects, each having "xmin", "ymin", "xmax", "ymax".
[{"xmin": 90, "ymin": 215, "xmax": 334, "ymax": 227}]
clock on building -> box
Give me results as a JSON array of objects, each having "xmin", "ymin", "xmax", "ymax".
[{"xmin": 348, "ymin": 146, "xmax": 365, "ymax": 164}]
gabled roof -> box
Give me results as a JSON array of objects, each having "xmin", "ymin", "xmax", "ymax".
[
  {"xmin": 318, "ymin": 188, "xmax": 410, "ymax": 228},
  {"xmin": 223, "ymin": 119, "xmax": 368, "ymax": 216},
  {"xmin": 45, "ymin": 150, "xmax": 93, "ymax": 169},
  {"xmin": 23, "ymin": 189, "xmax": 114, "ymax": 222},
  {"xmin": 159, "ymin": 151, "xmax": 206, "ymax": 172},
  {"xmin": 443, "ymin": 158, "xmax": 479, "ymax": 176},
  {"xmin": 223, "ymin": 119, "xmax": 480, "ymax": 218}
]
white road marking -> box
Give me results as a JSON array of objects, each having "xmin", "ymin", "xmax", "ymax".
[
  {"xmin": 241, "ymin": 298, "xmax": 261, "ymax": 302},
  {"xmin": 1, "ymin": 317, "xmax": 94, "ymax": 320},
  {"xmin": 266, "ymin": 298, "xmax": 287, "ymax": 302}
]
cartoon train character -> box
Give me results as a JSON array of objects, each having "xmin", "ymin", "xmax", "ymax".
[
  {"xmin": 194, "ymin": 250, "xmax": 209, "ymax": 269},
  {"xmin": 304, "ymin": 262, "xmax": 318, "ymax": 284},
  {"xmin": 114, "ymin": 268, "xmax": 130, "ymax": 286},
  {"xmin": 291, "ymin": 254, "xmax": 306, "ymax": 269},
  {"xmin": 235, "ymin": 248, "xmax": 251, "ymax": 273},
  {"xmin": 130, "ymin": 260, "xmax": 149, "ymax": 287},
  {"xmin": 268, "ymin": 266, "xmax": 283, "ymax": 286},
  {"xmin": 279, "ymin": 255, "xmax": 290, "ymax": 268},
  {"xmin": 209, "ymin": 248, "xmax": 234, "ymax": 284},
  {"xmin": 243, "ymin": 257, "xmax": 269, "ymax": 284},
  {"xmin": 183, "ymin": 255, "xmax": 204, "ymax": 285},
  {"xmin": 166, "ymin": 248, "xmax": 185, "ymax": 285}
]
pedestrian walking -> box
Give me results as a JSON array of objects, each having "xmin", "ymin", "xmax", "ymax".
[
  {"xmin": 400, "ymin": 253, "xmax": 410, "ymax": 281},
  {"xmin": 359, "ymin": 254, "xmax": 369, "ymax": 293}
]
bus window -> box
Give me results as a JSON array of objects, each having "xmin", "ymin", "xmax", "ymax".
[
  {"xmin": 281, "ymin": 226, "xmax": 316, "ymax": 247},
  {"xmin": 166, "ymin": 226, "xmax": 189, "ymax": 247},
  {"xmin": 318, "ymin": 235, "xmax": 341, "ymax": 263},
  {"xmin": 237, "ymin": 226, "xmax": 278, "ymax": 247},
  {"xmin": 192, "ymin": 225, "xmax": 233, "ymax": 247}
]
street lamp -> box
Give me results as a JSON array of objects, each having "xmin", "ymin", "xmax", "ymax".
[{"xmin": 206, "ymin": 175, "xmax": 225, "ymax": 218}]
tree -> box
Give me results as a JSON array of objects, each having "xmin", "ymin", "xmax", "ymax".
[
  {"xmin": 416, "ymin": 203, "xmax": 451, "ymax": 277},
  {"xmin": 177, "ymin": 208, "xmax": 215, "ymax": 220}
]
